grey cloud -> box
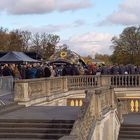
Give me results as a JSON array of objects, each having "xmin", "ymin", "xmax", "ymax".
[
  {"xmin": 99, "ymin": 0, "xmax": 140, "ymax": 26},
  {"xmin": 0, "ymin": 0, "xmax": 93, "ymax": 15},
  {"xmin": 73, "ymin": 20, "xmax": 86, "ymax": 27}
]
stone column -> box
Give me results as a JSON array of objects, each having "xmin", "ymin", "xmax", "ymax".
[
  {"xmin": 46, "ymin": 79, "xmax": 51, "ymax": 96},
  {"xmin": 100, "ymin": 75, "xmax": 112, "ymax": 87},
  {"xmin": 63, "ymin": 77, "xmax": 68, "ymax": 92},
  {"xmin": 14, "ymin": 81, "xmax": 30, "ymax": 102},
  {"xmin": 110, "ymin": 86, "xmax": 116, "ymax": 109},
  {"xmin": 94, "ymin": 89, "xmax": 102, "ymax": 119}
]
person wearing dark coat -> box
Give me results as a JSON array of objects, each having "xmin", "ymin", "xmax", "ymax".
[
  {"xmin": 127, "ymin": 64, "xmax": 135, "ymax": 74},
  {"xmin": 101, "ymin": 65, "xmax": 109, "ymax": 75},
  {"xmin": 110, "ymin": 64, "xmax": 119, "ymax": 75},
  {"xmin": 2, "ymin": 64, "xmax": 14, "ymax": 76},
  {"xmin": 36, "ymin": 64, "xmax": 44, "ymax": 78},
  {"xmin": 119, "ymin": 64, "xmax": 127, "ymax": 74},
  {"xmin": 44, "ymin": 66, "xmax": 51, "ymax": 77},
  {"xmin": 62, "ymin": 64, "xmax": 72, "ymax": 76},
  {"xmin": 71, "ymin": 64, "xmax": 80, "ymax": 76},
  {"xmin": 25, "ymin": 64, "xmax": 32, "ymax": 79}
]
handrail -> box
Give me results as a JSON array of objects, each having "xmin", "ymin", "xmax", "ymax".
[{"xmin": 0, "ymin": 100, "xmax": 5, "ymax": 106}]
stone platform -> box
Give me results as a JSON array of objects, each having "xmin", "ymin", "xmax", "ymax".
[{"xmin": 0, "ymin": 106, "xmax": 80, "ymax": 120}]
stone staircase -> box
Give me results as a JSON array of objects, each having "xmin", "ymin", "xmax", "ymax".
[
  {"xmin": 118, "ymin": 124, "xmax": 140, "ymax": 140},
  {"xmin": 0, "ymin": 119, "xmax": 75, "ymax": 140}
]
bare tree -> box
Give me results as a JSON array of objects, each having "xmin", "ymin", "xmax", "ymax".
[{"xmin": 21, "ymin": 31, "xmax": 31, "ymax": 51}]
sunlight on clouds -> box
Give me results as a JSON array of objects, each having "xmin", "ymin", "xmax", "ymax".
[{"xmin": 62, "ymin": 32, "xmax": 113, "ymax": 57}]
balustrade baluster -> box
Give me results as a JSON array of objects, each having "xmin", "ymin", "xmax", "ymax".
[
  {"xmin": 131, "ymin": 75, "xmax": 134, "ymax": 87},
  {"xmin": 128, "ymin": 75, "xmax": 131, "ymax": 87},
  {"xmin": 118, "ymin": 76, "xmax": 121, "ymax": 86},
  {"xmin": 115, "ymin": 76, "xmax": 117, "ymax": 87}
]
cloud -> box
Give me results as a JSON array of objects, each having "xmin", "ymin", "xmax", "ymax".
[
  {"xmin": 20, "ymin": 24, "xmax": 113, "ymax": 56},
  {"xmin": 62, "ymin": 32, "xmax": 113, "ymax": 57},
  {"xmin": 100, "ymin": 0, "xmax": 140, "ymax": 26},
  {"xmin": 21, "ymin": 20, "xmax": 86, "ymax": 33},
  {"xmin": 22, "ymin": 24, "xmax": 68, "ymax": 33},
  {"xmin": 0, "ymin": 0, "xmax": 93, "ymax": 15},
  {"xmin": 73, "ymin": 20, "xmax": 86, "ymax": 27}
]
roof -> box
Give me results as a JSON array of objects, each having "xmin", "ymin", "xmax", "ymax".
[
  {"xmin": 49, "ymin": 59, "xmax": 72, "ymax": 65},
  {"xmin": 0, "ymin": 51, "xmax": 39, "ymax": 63},
  {"xmin": 49, "ymin": 49, "xmax": 86, "ymax": 66}
]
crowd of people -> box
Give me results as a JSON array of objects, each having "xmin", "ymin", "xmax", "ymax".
[
  {"xmin": 0, "ymin": 63, "xmax": 140, "ymax": 80},
  {"xmin": 0, "ymin": 63, "xmax": 82, "ymax": 79}
]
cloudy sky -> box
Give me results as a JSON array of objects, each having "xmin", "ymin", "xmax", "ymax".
[{"xmin": 0, "ymin": 0, "xmax": 139, "ymax": 57}]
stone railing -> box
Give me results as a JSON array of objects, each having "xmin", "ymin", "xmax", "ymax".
[
  {"xmin": 60, "ymin": 86, "xmax": 121, "ymax": 140},
  {"xmin": 67, "ymin": 75, "xmax": 100, "ymax": 90},
  {"xmin": 111, "ymin": 75, "xmax": 140, "ymax": 87},
  {"xmin": 14, "ymin": 75, "xmax": 140, "ymax": 105},
  {"xmin": 14, "ymin": 77, "xmax": 68, "ymax": 103},
  {"xmin": 68, "ymin": 75, "xmax": 140, "ymax": 89}
]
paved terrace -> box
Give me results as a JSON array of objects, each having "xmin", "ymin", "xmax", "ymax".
[{"xmin": 0, "ymin": 106, "xmax": 80, "ymax": 120}]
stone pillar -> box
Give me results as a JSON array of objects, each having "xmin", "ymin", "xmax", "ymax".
[
  {"xmin": 46, "ymin": 79, "xmax": 51, "ymax": 96},
  {"xmin": 14, "ymin": 81, "xmax": 30, "ymax": 102},
  {"xmin": 63, "ymin": 77, "xmax": 68, "ymax": 92},
  {"xmin": 100, "ymin": 76, "xmax": 111, "ymax": 87},
  {"xmin": 42, "ymin": 80, "xmax": 46, "ymax": 95},
  {"xmin": 110, "ymin": 86, "xmax": 116, "ymax": 109},
  {"xmin": 94, "ymin": 89, "xmax": 102, "ymax": 119}
]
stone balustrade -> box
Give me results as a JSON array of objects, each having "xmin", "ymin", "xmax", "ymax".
[
  {"xmin": 111, "ymin": 75, "xmax": 140, "ymax": 87},
  {"xmin": 14, "ymin": 77, "xmax": 68, "ymax": 104},
  {"xmin": 67, "ymin": 75, "xmax": 100, "ymax": 90},
  {"xmin": 14, "ymin": 75, "xmax": 140, "ymax": 106}
]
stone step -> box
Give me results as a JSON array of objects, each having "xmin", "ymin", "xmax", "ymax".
[
  {"xmin": 120, "ymin": 130, "xmax": 140, "ymax": 135},
  {"xmin": 0, "ymin": 127, "xmax": 71, "ymax": 134},
  {"xmin": 0, "ymin": 119, "xmax": 75, "ymax": 139},
  {"xmin": 0, "ymin": 132, "xmax": 65, "ymax": 139},
  {"xmin": 1, "ymin": 139, "xmax": 56, "ymax": 140},
  {"xmin": 119, "ymin": 134, "xmax": 140, "ymax": 139},
  {"xmin": 0, "ymin": 139, "xmax": 56, "ymax": 140},
  {"xmin": 121, "ymin": 124, "xmax": 140, "ymax": 127},
  {"xmin": 118, "ymin": 138, "xmax": 139, "ymax": 140},
  {"xmin": 120, "ymin": 127, "xmax": 140, "ymax": 131},
  {"xmin": 0, "ymin": 119, "xmax": 75, "ymax": 124},
  {"xmin": 118, "ymin": 123, "xmax": 140, "ymax": 140},
  {"xmin": 0, "ymin": 122, "xmax": 73, "ymax": 128}
]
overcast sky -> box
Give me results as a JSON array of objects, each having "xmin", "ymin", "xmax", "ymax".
[{"xmin": 0, "ymin": 0, "xmax": 139, "ymax": 56}]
